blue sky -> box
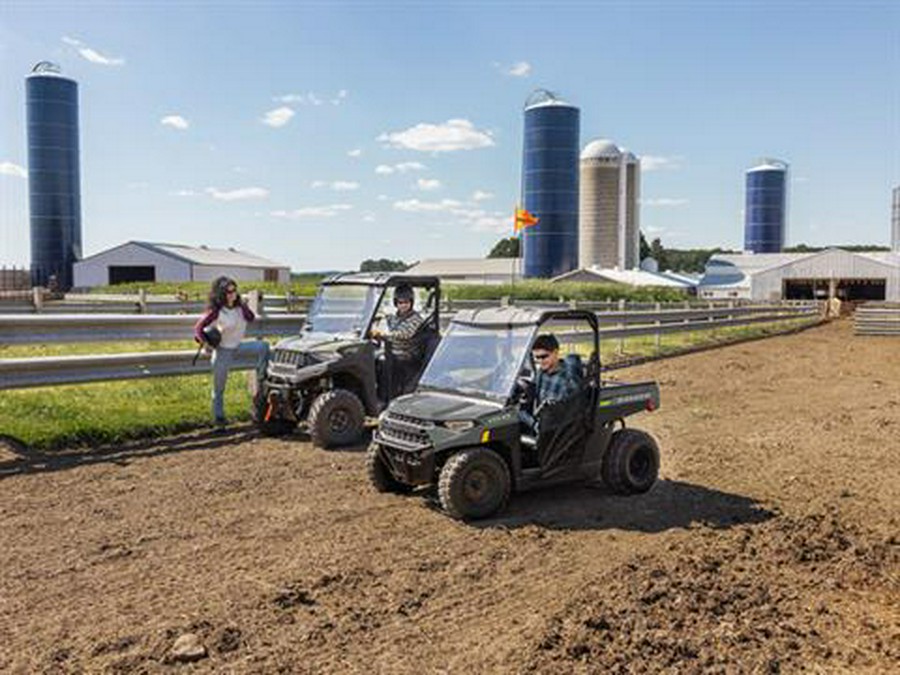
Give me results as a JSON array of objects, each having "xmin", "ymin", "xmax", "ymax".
[{"xmin": 1, "ymin": 1, "xmax": 898, "ymax": 272}]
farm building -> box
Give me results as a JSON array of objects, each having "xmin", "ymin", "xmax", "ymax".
[
  {"xmin": 405, "ymin": 258, "xmax": 522, "ymax": 285},
  {"xmin": 698, "ymin": 248, "xmax": 900, "ymax": 301},
  {"xmin": 552, "ymin": 266, "xmax": 697, "ymax": 290},
  {"xmin": 73, "ymin": 241, "xmax": 290, "ymax": 287}
]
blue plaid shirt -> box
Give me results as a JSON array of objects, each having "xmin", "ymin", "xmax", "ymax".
[{"xmin": 535, "ymin": 360, "xmax": 581, "ymax": 407}]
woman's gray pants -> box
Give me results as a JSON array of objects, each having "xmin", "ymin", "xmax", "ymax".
[{"xmin": 211, "ymin": 341, "xmax": 270, "ymax": 422}]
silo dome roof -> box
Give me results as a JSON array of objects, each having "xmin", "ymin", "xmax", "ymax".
[{"xmin": 581, "ymin": 139, "xmax": 621, "ymax": 160}]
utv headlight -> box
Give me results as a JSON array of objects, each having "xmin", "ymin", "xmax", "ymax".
[{"xmin": 443, "ymin": 420, "xmax": 476, "ymax": 432}]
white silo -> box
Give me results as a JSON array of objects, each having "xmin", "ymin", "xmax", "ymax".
[{"xmin": 579, "ymin": 139, "xmax": 640, "ymax": 270}]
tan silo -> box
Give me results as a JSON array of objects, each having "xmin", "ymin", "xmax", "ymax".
[
  {"xmin": 579, "ymin": 139, "xmax": 623, "ymax": 269},
  {"xmin": 579, "ymin": 139, "xmax": 641, "ymax": 269}
]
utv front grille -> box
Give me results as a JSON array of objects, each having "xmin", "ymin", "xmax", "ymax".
[
  {"xmin": 377, "ymin": 412, "xmax": 433, "ymax": 450},
  {"xmin": 272, "ymin": 349, "xmax": 311, "ymax": 368}
]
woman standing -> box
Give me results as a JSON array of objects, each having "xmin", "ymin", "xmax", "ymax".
[{"xmin": 194, "ymin": 276, "xmax": 269, "ymax": 427}]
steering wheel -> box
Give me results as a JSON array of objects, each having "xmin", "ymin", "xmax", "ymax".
[{"xmin": 514, "ymin": 376, "xmax": 535, "ymax": 409}]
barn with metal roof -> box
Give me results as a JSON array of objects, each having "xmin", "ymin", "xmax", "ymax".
[
  {"xmin": 698, "ymin": 248, "xmax": 900, "ymax": 301},
  {"xmin": 72, "ymin": 241, "xmax": 290, "ymax": 287}
]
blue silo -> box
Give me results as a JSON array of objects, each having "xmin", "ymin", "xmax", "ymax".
[
  {"xmin": 26, "ymin": 62, "xmax": 82, "ymax": 290},
  {"xmin": 522, "ymin": 89, "xmax": 580, "ymax": 278},
  {"xmin": 744, "ymin": 159, "xmax": 788, "ymax": 254}
]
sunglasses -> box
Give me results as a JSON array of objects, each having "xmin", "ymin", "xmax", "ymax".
[
  {"xmin": 226, "ymin": 287, "xmax": 237, "ymax": 294},
  {"xmin": 532, "ymin": 352, "xmax": 552, "ymax": 361}
]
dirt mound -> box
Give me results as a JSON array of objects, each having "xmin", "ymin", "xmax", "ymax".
[{"xmin": 525, "ymin": 511, "xmax": 900, "ymax": 673}]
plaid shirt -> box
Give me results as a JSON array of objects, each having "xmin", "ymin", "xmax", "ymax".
[
  {"xmin": 385, "ymin": 310, "xmax": 425, "ymax": 361},
  {"xmin": 535, "ymin": 360, "xmax": 581, "ymax": 407}
]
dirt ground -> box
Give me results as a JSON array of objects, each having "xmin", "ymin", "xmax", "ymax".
[{"xmin": 1, "ymin": 320, "xmax": 897, "ymax": 674}]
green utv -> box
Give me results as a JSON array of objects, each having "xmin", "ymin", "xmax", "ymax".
[
  {"xmin": 253, "ymin": 273, "xmax": 441, "ymax": 448},
  {"xmin": 367, "ymin": 307, "xmax": 662, "ymax": 520}
]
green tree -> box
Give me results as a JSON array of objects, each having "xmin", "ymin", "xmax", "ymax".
[
  {"xmin": 639, "ymin": 232, "xmax": 651, "ymax": 262},
  {"xmin": 487, "ymin": 237, "xmax": 520, "ymax": 258},
  {"xmin": 359, "ymin": 258, "xmax": 408, "ymax": 272}
]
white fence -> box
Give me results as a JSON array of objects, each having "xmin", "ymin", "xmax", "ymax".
[
  {"xmin": 854, "ymin": 303, "xmax": 900, "ymax": 336},
  {"xmin": 0, "ymin": 302, "xmax": 822, "ymax": 391}
]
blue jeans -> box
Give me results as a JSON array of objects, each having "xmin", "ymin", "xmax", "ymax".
[{"xmin": 211, "ymin": 341, "xmax": 270, "ymax": 423}]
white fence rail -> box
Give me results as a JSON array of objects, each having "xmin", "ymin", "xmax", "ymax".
[{"xmin": 854, "ymin": 303, "xmax": 900, "ymax": 336}]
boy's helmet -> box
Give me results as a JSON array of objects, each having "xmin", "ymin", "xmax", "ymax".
[{"xmin": 393, "ymin": 284, "xmax": 415, "ymax": 307}]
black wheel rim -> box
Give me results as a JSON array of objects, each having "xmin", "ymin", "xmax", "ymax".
[
  {"xmin": 462, "ymin": 467, "xmax": 494, "ymax": 506},
  {"xmin": 329, "ymin": 408, "xmax": 351, "ymax": 434},
  {"xmin": 629, "ymin": 446, "xmax": 653, "ymax": 481}
]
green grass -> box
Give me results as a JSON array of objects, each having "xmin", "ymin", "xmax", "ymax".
[
  {"xmin": 443, "ymin": 280, "xmax": 688, "ymax": 303},
  {"xmin": 87, "ymin": 278, "xmax": 687, "ymax": 304},
  {"xmin": 0, "ymin": 372, "xmax": 253, "ymax": 451},
  {"xmin": 88, "ymin": 277, "xmax": 324, "ymax": 300}
]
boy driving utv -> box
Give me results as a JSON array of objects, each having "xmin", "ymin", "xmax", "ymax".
[{"xmin": 370, "ymin": 284, "xmax": 426, "ymax": 397}]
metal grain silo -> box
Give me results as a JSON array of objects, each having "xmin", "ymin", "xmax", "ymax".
[
  {"xmin": 26, "ymin": 62, "xmax": 82, "ymax": 289},
  {"xmin": 578, "ymin": 140, "xmax": 641, "ymax": 270},
  {"xmin": 744, "ymin": 159, "xmax": 788, "ymax": 254},
  {"xmin": 522, "ymin": 89, "xmax": 579, "ymax": 278}
]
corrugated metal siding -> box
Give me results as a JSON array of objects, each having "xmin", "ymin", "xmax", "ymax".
[
  {"xmin": 752, "ymin": 249, "xmax": 900, "ymax": 300},
  {"xmin": 73, "ymin": 243, "xmax": 190, "ymax": 287}
]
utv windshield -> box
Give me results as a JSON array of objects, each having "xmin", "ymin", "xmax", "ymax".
[
  {"xmin": 305, "ymin": 284, "xmax": 380, "ymax": 335},
  {"xmin": 418, "ymin": 323, "xmax": 535, "ymax": 400}
]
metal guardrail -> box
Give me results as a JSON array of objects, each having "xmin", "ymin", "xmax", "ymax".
[
  {"xmin": 854, "ymin": 303, "xmax": 900, "ymax": 336},
  {"xmin": 0, "ymin": 344, "xmax": 263, "ymax": 389},
  {"xmin": 0, "ymin": 314, "xmax": 305, "ymax": 345},
  {"xmin": 0, "ymin": 303, "xmax": 821, "ymax": 390}
]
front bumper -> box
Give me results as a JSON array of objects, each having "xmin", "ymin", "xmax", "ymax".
[{"xmin": 374, "ymin": 413, "xmax": 435, "ymax": 485}]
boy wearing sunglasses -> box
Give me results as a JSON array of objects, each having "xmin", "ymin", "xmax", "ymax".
[{"xmin": 520, "ymin": 333, "xmax": 582, "ymax": 433}]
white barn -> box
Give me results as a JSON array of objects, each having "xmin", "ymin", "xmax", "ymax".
[
  {"xmin": 698, "ymin": 248, "xmax": 900, "ymax": 301},
  {"xmin": 405, "ymin": 258, "xmax": 522, "ymax": 285},
  {"xmin": 73, "ymin": 241, "xmax": 290, "ymax": 287}
]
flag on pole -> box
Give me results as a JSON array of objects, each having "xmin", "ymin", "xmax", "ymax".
[{"xmin": 514, "ymin": 207, "xmax": 539, "ymax": 233}]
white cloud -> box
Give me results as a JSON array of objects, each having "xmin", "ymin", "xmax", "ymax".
[
  {"xmin": 205, "ymin": 186, "xmax": 269, "ymax": 201},
  {"xmin": 170, "ymin": 189, "xmax": 198, "ymax": 197},
  {"xmin": 495, "ymin": 61, "xmax": 531, "ymax": 77},
  {"xmin": 377, "ymin": 194, "xmax": 388, "ymax": 201},
  {"xmin": 378, "ymin": 119, "xmax": 494, "ymax": 153},
  {"xmin": 641, "ymin": 155, "xmax": 682, "ymax": 171},
  {"xmin": 416, "ymin": 178, "xmax": 442, "ymax": 191},
  {"xmin": 374, "ymin": 161, "xmax": 427, "ymax": 175},
  {"xmin": 362, "ymin": 213, "xmax": 376, "ymax": 223},
  {"xmin": 311, "ymin": 180, "xmax": 360, "ymax": 191},
  {"xmin": 262, "ymin": 106, "xmax": 295, "ymax": 128},
  {"xmin": 274, "ymin": 90, "xmax": 347, "ymax": 106},
  {"xmin": 472, "ymin": 190, "xmax": 494, "ymax": 201},
  {"xmin": 62, "ymin": 36, "xmax": 124, "ymax": 66},
  {"xmin": 393, "ymin": 198, "xmax": 462, "ymax": 212},
  {"xmin": 465, "ymin": 213, "xmax": 512, "ymax": 234},
  {"xmin": 643, "ymin": 198, "xmax": 689, "ymax": 207},
  {"xmin": 160, "ymin": 115, "xmax": 189, "ymax": 130},
  {"xmin": 347, "ymin": 148, "xmax": 362, "ymax": 158},
  {"xmin": 0, "ymin": 161, "xmax": 28, "ymax": 179},
  {"xmin": 271, "ymin": 204, "xmax": 353, "ymax": 219}
]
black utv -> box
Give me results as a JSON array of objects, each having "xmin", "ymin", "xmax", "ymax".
[
  {"xmin": 367, "ymin": 307, "xmax": 661, "ymax": 520},
  {"xmin": 254, "ymin": 273, "xmax": 441, "ymax": 448}
]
